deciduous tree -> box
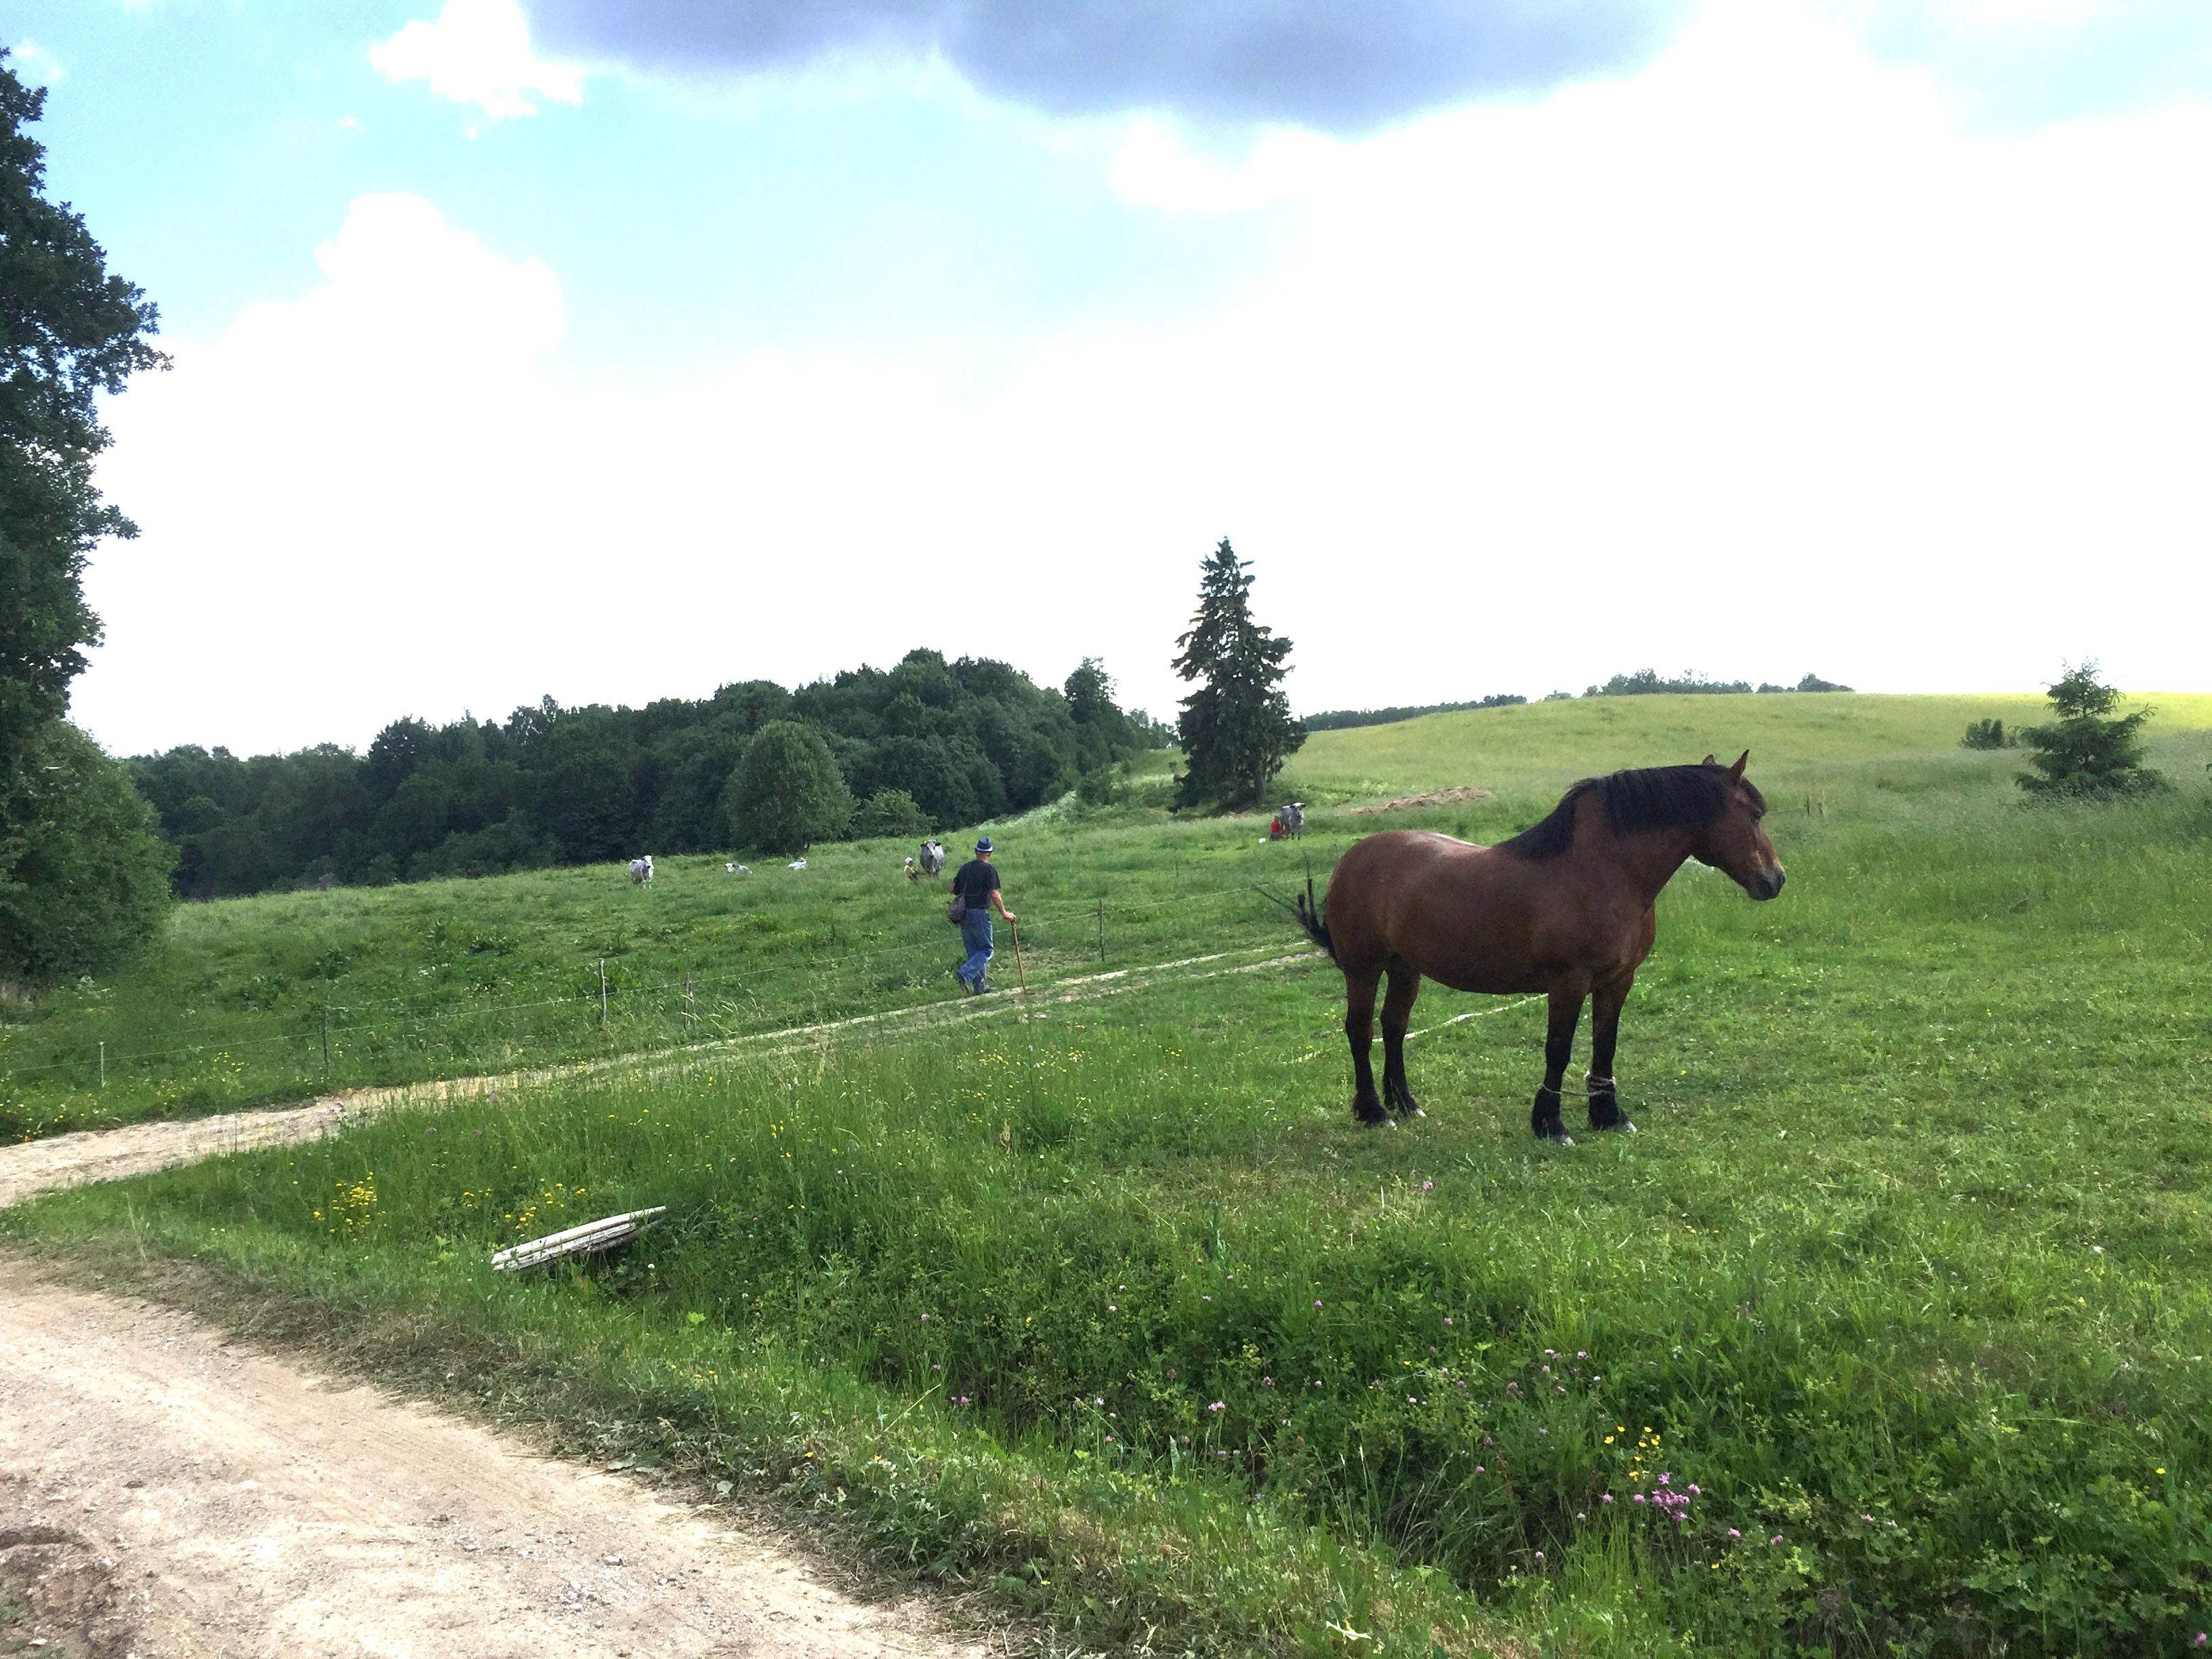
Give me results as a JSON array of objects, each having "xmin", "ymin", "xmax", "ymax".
[
  {"xmin": 0, "ymin": 52, "xmax": 171, "ymax": 979},
  {"xmin": 726, "ymin": 721, "xmax": 852, "ymax": 855},
  {"xmin": 0, "ymin": 54, "xmax": 166, "ymax": 779}
]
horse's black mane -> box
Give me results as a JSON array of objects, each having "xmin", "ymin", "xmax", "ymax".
[{"xmin": 1498, "ymin": 764, "xmax": 1759, "ymax": 861}]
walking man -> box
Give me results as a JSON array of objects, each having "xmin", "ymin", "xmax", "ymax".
[{"xmin": 951, "ymin": 836, "xmax": 1017, "ymax": 995}]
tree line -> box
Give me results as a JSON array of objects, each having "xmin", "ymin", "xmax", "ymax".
[
  {"xmin": 1303, "ymin": 695, "xmax": 1528, "ymax": 733},
  {"xmin": 1586, "ymin": 670, "xmax": 1853, "ymax": 697},
  {"xmin": 1299, "ymin": 675, "xmax": 1855, "ymax": 733},
  {"xmin": 129, "ymin": 652, "xmax": 1159, "ymax": 897}
]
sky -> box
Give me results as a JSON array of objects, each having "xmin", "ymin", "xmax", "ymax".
[{"xmin": 14, "ymin": 0, "xmax": 2212, "ymax": 758}]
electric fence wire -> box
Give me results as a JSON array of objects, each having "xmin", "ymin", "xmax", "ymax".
[{"xmin": 0, "ymin": 882, "xmax": 1311, "ymax": 1090}]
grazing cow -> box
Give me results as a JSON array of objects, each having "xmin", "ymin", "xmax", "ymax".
[
  {"xmin": 916, "ymin": 839, "xmax": 947, "ymax": 878},
  {"xmin": 628, "ymin": 855, "xmax": 654, "ymax": 884}
]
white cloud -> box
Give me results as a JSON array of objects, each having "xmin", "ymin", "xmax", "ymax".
[
  {"xmin": 9, "ymin": 39, "xmax": 66, "ymax": 87},
  {"xmin": 369, "ymin": 0, "xmax": 584, "ymax": 120},
  {"xmin": 76, "ymin": 1, "xmax": 2212, "ymax": 756}
]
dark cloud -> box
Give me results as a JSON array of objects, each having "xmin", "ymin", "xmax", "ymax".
[{"xmin": 525, "ymin": 0, "xmax": 1691, "ymax": 130}]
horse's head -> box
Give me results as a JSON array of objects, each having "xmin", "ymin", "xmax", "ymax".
[{"xmin": 1693, "ymin": 752, "xmax": 1784, "ymax": 900}]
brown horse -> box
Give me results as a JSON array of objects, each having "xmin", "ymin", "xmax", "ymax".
[{"xmin": 1294, "ymin": 753, "xmax": 1784, "ymax": 1143}]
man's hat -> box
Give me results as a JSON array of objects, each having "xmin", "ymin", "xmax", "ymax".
[{"xmin": 975, "ymin": 836, "xmax": 994, "ymax": 853}]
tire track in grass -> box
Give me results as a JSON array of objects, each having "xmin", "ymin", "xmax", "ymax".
[{"xmin": 0, "ymin": 943, "xmax": 1323, "ymax": 1208}]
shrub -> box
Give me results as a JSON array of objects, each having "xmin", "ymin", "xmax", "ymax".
[
  {"xmin": 1076, "ymin": 763, "xmax": 1126, "ymax": 807},
  {"xmin": 0, "ymin": 722, "xmax": 173, "ymax": 983},
  {"xmin": 2019, "ymin": 663, "xmax": 2167, "ymax": 798},
  {"xmin": 1961, "ymin": 718, "xmax": 2012, "ymax": 750},
  {"xmin": 851, "ymin": 787, "xmax": 931, "ymax": 840},
  {"xmin": 725, "ymin": 721, "xmax": 853, "ymax": 855}
]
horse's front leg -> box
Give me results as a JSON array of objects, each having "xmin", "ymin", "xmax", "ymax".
[
  {"xmin": 1586, "ymin": 976, "xmax": 1635, "ymax": 1132},
  {"xmin": 1532, "ymin": 983, "xmax": 1586, "ymax": 1144}
]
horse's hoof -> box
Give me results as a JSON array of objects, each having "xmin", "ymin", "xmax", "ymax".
[
  {"xmin": 1534, "ymin": 1125, "xmax": 1574, "ymax": 1146},
  {"xmin": 1595, "ymin": 1118, "xmax": 1637, "ymax": 1134}
]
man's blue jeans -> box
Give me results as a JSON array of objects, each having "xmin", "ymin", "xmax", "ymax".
[{"xmin": 957, "ymin": 910, "xmax": 995, "ymax": 991}]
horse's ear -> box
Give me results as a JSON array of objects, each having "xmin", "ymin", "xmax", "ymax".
[
  {"xmin": 1702, "ymin": 753, "xmax": 1717, "ymax": 766},
  {"xmin": 1728, "ymin": 750, "xmax": 1748, "ymax": 781}
]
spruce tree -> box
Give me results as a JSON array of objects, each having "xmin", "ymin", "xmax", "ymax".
[
  {"xmin": 1172, "ymin": 538, "xmax": 1303, "ymax": 808},
  {"xmin": 2018, "ymin": 662, "xmax": 2165, "ymax": 798}
]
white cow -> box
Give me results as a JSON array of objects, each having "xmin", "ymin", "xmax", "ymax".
[
  {"xmin": 628, "ymin": 855, "xmax": 654, "ymax": 884},
  {"xmin": 726, "ymin": 862, "xmax": 751, "ymax": 875},
  {"xmin": 788, "ymin": 857, "xmax": 808, "ymax": 871},
  {"xmin": 916, "ymin": 839, "xmax": 947, "ymax": 877}
]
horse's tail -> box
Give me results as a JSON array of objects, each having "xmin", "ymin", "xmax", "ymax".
[
  {"xmin": 1252, "ymin": 873, "xmax": 1335, "ymax": 960},
  {"xmin": 1293, "ymin": 873, "xmax": 1334, "ymax": 960}
]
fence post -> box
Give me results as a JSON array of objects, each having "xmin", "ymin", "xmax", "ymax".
[
  {"xmin": 599, "ymin": 958, "xmax": 609, "ymax": 1025},
  {"xmin": 98, "ymin": 1040, "xmax": 104, "ymax": 1090},
  {"xmin": 321, "ymin": 1008, "xmax": 330, "ymax": 1069},
  {"xmin": 1097, "ymin": 897, "xmax": 1105, "ymax": 961},
  {"xmin": 684, "ymin": 966, "xmax": 695, "ymax": 1028}
]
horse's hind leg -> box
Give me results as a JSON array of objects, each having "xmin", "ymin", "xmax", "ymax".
[
  {"xmin": 1532, "ymin": 983, "xmax": 1586, "ymax": 1145},
  {"xmin": 1343, "ymin": 968, "xmax": 1389, "ymax": 1126},
  {"xmin": 1380, "ymin": 968, "xmax": 1424, "ymax": 1119}
]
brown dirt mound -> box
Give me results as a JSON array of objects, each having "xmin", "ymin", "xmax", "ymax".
[
  {"xmin": 1347, "ymin": 786, "xmax": 1494, "ymax": 815},
  {"xmin": 0, "ymin": 1494, "xmax": 136, "ymax": 1658}
]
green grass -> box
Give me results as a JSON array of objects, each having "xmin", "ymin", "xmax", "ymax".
[
  {"xmin": 12, "ymin": 693, "xmax": 2207, "ymax": 1145},
  {"xmin": 8, "ymin": 693, "xmax": 2212, "ymax": 1653}
]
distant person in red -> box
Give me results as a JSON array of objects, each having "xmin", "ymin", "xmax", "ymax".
[{"xmin": 951, "ymin": 838, "xmax": 1017, "ymax": 994}]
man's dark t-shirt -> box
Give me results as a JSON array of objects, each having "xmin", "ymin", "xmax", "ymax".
[{"xmin": 952, "ymin": 859, "xmax": 1000, "ymax": 909}]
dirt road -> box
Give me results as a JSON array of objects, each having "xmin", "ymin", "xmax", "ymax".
[
  {"xmin": 0, "ymin": 1261, "xmax": 986, "ymax": 1658},
  {"xmin": 0, "ymin": 945, "xmax": 1324, "ymax": 1653}
]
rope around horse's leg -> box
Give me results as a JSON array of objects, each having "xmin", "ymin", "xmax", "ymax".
[{"xmin": 1549, "ymin": 1073, "xmax": 1616, "ymax": 1097}]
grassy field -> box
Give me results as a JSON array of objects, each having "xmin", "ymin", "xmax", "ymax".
[
  {"xmin": 7, "ymin": 691, "xmax": 2212, "ymax": 1654},
  {"xmin": 9, "ymin": 692, "xmax": 2204, "ymax": 1144}
]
